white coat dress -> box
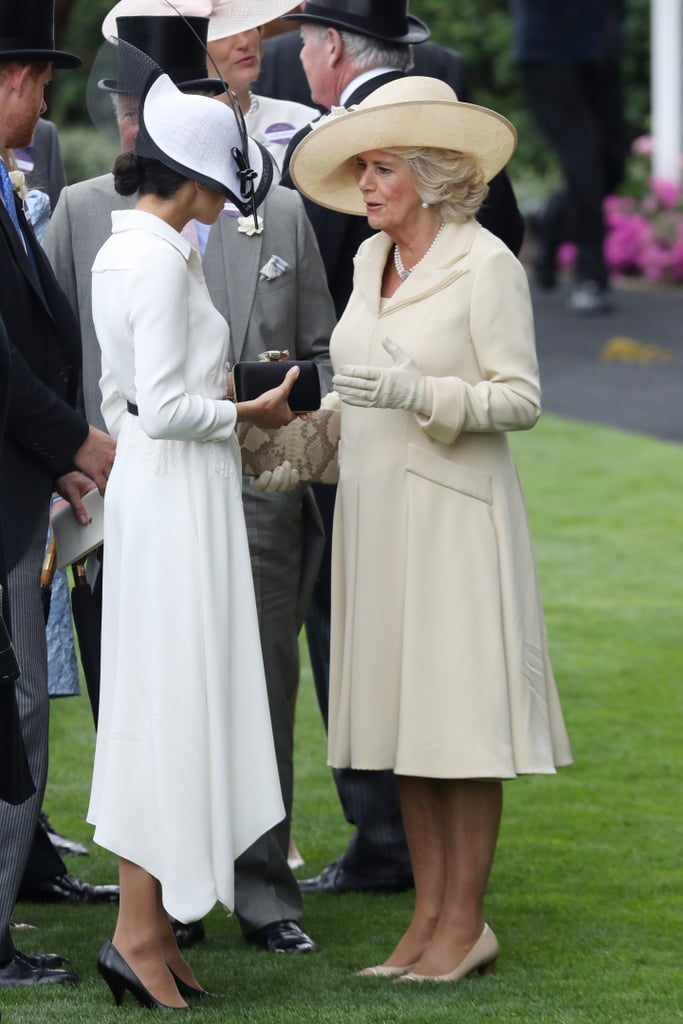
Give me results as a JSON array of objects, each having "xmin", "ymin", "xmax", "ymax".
[
  {"xmin": 327, "ymin": 218, "xmax": 572, "ymax": 780},
  {"xmin": 87, "ymin": 210, "xmax": 284, "ymax": 923}
]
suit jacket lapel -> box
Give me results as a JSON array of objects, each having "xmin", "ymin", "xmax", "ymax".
[
  {"xmin": 205, "ymin": 211, "xmax": 264, "ymax": 365},
  {"xmin": 0, "ymin": 203, "xmax": 51, "ymax": 314}
]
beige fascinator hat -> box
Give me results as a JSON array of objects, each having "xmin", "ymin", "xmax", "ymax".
[
  {"xmin": 289, "ymin": 77, "xmax": 517, "ymax": 216},
  {"xmin": 102, "ymin": 0, "xmax": 302, "ymax": 42}
]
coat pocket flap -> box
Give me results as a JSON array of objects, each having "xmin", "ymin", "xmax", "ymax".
[{"xmin": 406, "ymin": 444, "xmax": 492, "ymax": 505}]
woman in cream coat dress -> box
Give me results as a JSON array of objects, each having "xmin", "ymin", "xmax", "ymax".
[{"xmin": 290, "ymin": 78, "xmax": 572, "ymax": 985}]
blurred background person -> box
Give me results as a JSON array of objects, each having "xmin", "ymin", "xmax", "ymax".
[
  {"xmin": 206, "ymin": 8, "xmax": 318, "ymax": 180},
  {"xmin": 511, "ymin": 0, "xmax": 627, "ymax": 314}
]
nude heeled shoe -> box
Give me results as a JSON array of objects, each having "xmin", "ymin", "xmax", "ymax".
[
  {"xmin": 355, "ymin": 963, "xmax": 417, "ymax": 978},
  {"xmin": 395, "ymin": 924, "xmax": 498, "ymax": 984}
]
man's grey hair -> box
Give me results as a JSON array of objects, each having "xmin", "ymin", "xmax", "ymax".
[
  {"xmin": 341, "ymin": 30, "xmax": 413, "ymax": 73},
  {"xmin": 306, "ymin": 23, "xmax": 414, "ymax": 73}
]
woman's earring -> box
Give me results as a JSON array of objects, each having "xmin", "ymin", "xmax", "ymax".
[{"xmin": 421, "ymin": 201, "xmax": 429, "ymax": 209}]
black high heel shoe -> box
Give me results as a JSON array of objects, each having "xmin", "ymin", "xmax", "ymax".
[
  {"xmin": 97, "ymin": 940, "xmax": 189, "ymax": 1010},
  {"xmin": 169, "ymin": 968, "xmax": 213, "ymax": 999}
]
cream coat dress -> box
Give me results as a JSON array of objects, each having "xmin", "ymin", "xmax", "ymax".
[
  {"xmin": 87, "ymin": 210, "xmax": 284, "ymax": 923},
  {"xmin": 327, "ymin": 219, "xmax": 572, "ymax": 780}
]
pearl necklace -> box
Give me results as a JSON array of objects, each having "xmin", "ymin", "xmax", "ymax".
[{"xmin": 393, "ymin": 222, "xmax": 445, "ymax": 281}]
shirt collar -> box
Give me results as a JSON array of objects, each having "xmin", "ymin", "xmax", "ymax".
[{"xmin": 340, "ymin": 68, "xmax": 398, "ymax": 107}]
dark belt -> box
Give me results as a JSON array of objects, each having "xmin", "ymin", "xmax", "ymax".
[{"xmin": 126, "ymin": 401, "xmax": 139, "ymax": 416}]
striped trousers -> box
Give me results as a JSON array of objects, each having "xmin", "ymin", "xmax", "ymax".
[{"xmin": 0, "ymin": 517, "xmax": 49, "ymax": 961}]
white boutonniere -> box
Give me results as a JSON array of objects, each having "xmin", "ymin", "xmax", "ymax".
[
  {"xmin": 311, "ymin": 105, "xmax": 354, "ymax": 130},
  {"xmin": 9, "ymin": 170, "xmax": 25, "ymax": 195},
  {"xmin": 237, "ymin": 214, "xmax": 264, "ymax": 236}
]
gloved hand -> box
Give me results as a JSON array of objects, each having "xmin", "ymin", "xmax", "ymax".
[
  {"xmin": 333, "ymin": 337, "xmax": 433, "ymax": 417},
  {"xmin": 251, "ymin": 460, "xmax": 300, "ymax": 493}
]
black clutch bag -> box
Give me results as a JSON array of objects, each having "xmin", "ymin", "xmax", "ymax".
[{"xmin": 233, "ymin": 360, "xmax": 321, "ymax": 413}]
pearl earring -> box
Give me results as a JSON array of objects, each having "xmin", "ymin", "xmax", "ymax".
[{"xmin": 421, "ymin": 201, "xmax": 429, "ymax": 209}]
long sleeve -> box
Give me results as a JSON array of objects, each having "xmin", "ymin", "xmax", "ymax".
[
  {"xmin": 423, "ymin": 246, "xmax": 541, "ymax": 446},
  {"xmin": 127, "ymin": 247, "xmax": 236, "ymax": 442}
]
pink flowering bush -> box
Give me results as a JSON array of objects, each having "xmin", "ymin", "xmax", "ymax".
[
  {"xmin": 603, "ymin": 176, "xmax": 683, "ymax": 283},
  {"xmin": 558, "ymin": 137, "xmax": 683, "ymax": 284}
]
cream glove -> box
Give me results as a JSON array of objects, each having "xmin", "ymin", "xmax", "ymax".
[
  {"xmin": 333, "ymin": 337, "xmax": 433, "ymax": 417},
  {"xmin": 251, "ymin": 460, "xmax": 300, "ymax": 493}
]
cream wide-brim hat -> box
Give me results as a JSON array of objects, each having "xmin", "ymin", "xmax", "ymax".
[
  {"xmin": 102, "ymin": 0, "xmax": 302, "ymax": 42},
  {"xmin": 289, "ymin": 77, "xmax": 517, "ymax": 216}
]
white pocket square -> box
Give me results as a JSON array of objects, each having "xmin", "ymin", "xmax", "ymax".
[{"xmin": 259, "ymin": 255, "xmax": 289, "ymax": 282}]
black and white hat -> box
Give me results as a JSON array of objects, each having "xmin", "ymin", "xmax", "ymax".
[{"xmin": 126, "ymin": 40, "xmax": 273, "ymax": 215}]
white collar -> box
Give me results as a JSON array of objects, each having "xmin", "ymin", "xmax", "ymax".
[
  {"xmin": 339, "ymin": 68, "xmax": 398, "ymax": 107},
  {"xmin": 110, "ymin": 209, "xmax": 192, "ymax": 259}
]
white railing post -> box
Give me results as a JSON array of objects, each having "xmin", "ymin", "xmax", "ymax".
[{"xmin": 651, "ymin": 0, "xmax": 683, "ymax": 182}]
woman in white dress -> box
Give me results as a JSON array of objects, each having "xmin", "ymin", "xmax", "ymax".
[
  {"xmin": 289, "ymin": 77, "xmax": 572, "ymax": 984},
  {"xmin": 88, "ymin": 48, "xmax": 301, "ymax": 1010}
]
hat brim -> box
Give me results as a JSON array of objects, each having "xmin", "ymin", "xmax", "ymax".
[
  {"xmin": 289, "ymin": 99, "xmax": 517, "ymax": 216},
  {"xmin": 0, "ymin": 48, "xmax": 80, "ymax": 69},
  {"xmin": 281, "ymin": 10, "xmax": 430, "ymax": 44},
  {"xmin": 100, "ymin": 1, "xmax": 303, "ymax": 43},
  {"xmin": 208, "ymin": 1, "xmax": 305, "ymax": 40},
  {"xmin": 98, "ymin": 76, "xmax": 225, "ymax": 96}
]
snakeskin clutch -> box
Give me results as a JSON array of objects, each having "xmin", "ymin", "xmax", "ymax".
[{"xmin": 237, "ymin": 408, "xmax": 340, "ymax": 485}]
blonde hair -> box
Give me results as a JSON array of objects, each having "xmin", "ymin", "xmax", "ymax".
[{"xmin": 385, "ymin": 146, "xmax": 489, "ymax": 222}]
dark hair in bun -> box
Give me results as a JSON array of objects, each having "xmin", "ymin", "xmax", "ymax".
[{"xmin": 113, "ymin": 152, "xmax": 189, "ymax": 199}]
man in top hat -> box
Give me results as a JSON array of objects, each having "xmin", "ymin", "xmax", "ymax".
[
  {"xmin": 274, "ymin": 0, "xmax": 525, "ymax": 897},
  {"xmin": 0, "ymin": 0, "xmax": 116, "ymax": 989},
  {"xmin": 45, "ymin": 1, "xmax": 333, "ymax": 956}
]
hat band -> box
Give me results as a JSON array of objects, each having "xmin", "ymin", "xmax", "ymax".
[
  {"xmin": 302, "ymin": 3, "xmax": 410, "ymax": 38},
  {"xmin": 0, "ymin": 35, "xmax": 57, "ymax": 50}
]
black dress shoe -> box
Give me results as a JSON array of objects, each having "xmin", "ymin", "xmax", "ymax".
[
  {"xmin": 15, "ymin": 949, "xmax": 70, "ymax": 969},
  {"xmin": 0, "ymin": 954, "xmax": 80, "ymax": 988},
  {"xmin": 298, "ymin": 859, "xmax": 413, "ymax": 895},
  {"xmin": 39, "ymin": 812, "xmax": 89, "ymax": 857},
  {"xmin": 18, "ymin": 872, "xmax": 119, "ymax": 904},
  {"xmin": 246, "ymin": 920, "xmax": 319, "ymax": 954},
  {"xmin": 170, "ymin": 918, "xmax": 205, "ymax": 950}
]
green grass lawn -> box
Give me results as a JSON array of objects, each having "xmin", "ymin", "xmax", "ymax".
[{"xmin": 3, "ymin": 414, "xmax": 682, "ymax": 1023}]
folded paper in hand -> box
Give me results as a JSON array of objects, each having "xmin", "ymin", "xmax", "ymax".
[
  {"xmin": 237, "ymin": 408, "xmax": 340, "ymax": 485},
  {"xmin": 51, "ymin": 489, "xmax": 104, "ymax": 570}
]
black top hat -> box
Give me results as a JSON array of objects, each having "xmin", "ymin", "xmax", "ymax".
[
  {"xmin": 283, "ymin": 0, "xmax": 430, "ymax": 45},
  {"xmin": 99, "ymin": 16, "xmax": 224, "ymax": 96},
  {"xmin": 0, "ymin": 0, "xmax": 80, "ymax": 68}
]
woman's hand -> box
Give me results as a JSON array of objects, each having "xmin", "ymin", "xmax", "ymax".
[
  {"xmin": 236, "ymin": 364, "xmax": 302, "ymax": 429},
  {"xmin": 333, "ymin": 337, "xmax": 433, "ymax": 417},
  {"xmin": 251, "ymin": 461, "xmax": 300, "ymax": 493}
]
